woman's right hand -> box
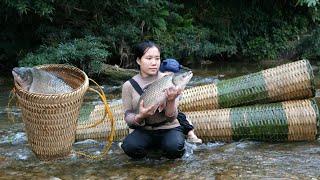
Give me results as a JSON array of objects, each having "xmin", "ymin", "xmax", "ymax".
[{"xmin": 135, "ymin": 100, "xmax": 159, "ymax": 123}]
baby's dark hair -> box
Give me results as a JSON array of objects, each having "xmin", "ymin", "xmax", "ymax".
[{"xmin": 134, "ymin": 41, "xmax": 161, "ymax": 59}]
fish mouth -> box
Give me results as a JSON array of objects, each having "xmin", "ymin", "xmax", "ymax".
[
  {"xmin": 185, "ymin": 71, "xmax": 193, "ymax": 79},
  {"xmin": 12, "ymin": 68, "xmax": 22, "ymax": 76},
  {"xmin": 12, "ymin": 69, "xmax": 19, "ymax": 78},
  {"xmin": 184, "ymin": 71, "xmax": 193, "ymax": 83},
  {"xmin": 12, "ymin": 68, "xmax": 23, "ymax": 84},
  {"xmin": 12, "ymin": 68, "xmax": 18, "ymax": 74}
]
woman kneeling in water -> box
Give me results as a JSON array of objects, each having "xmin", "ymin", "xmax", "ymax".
[{"xmin": 121, "ymin": 41, "xmax": 185, "ymax": 159}]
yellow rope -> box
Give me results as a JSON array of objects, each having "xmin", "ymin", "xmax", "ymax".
[
  {"xmin": 75, "ymin": 78, "xmax": 116, "ymax": 159},
  {"xmin": 76, "ymin": 87, "xmax": 108, "ymax": 130}
]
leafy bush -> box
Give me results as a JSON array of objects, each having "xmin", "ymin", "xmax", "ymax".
[
  {"xmin": 1, "ymin": 0, "xmax": 320, "ymax": 69},
  {"xmin": 19, "ymin": 36, "xmax": 110, "ymax": 75},
  {"xmin": 298, "ymin": 26, "xmax": 320, "ymax": 59},
  {"xmin": 243, "ymin": 37, "xmax": 276, "ymax": 60}
]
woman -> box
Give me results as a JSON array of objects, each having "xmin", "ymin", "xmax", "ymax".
[{"xmin": 121, "ymin": 41, "xmax": 185, "ymax": 159}]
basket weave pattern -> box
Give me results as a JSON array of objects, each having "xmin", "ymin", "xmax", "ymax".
[
  {"xmin": 185, "ymin": 109, "xmax": 233, "ymax": 142},
  {"xmin": 263, "ymin": 60, "xmax": 314, "ymax": 101},
  {"xmin": 179, "ymin": 60, "xmax": 315, "ymax": 111},
  {"xmin": 15, "ymin": 64, "xmax": 89, "ymax": 160},
  {"xmin": 282, "ymin": 100, "xmax": 318, "ymax": 141},
  {"xmin": 186, "ymin": 99, "xmax": 318, "ymax": 142},
  {"xmin": 179, "ymin": 84, "xmax": 219, "ymax": 112}
]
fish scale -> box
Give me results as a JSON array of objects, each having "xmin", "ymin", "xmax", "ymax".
[
  {"xmin": 12, "ymin": 67, "xmax": 73, "ymax": 94},
  {"xmin": 140, "ymin": 75, "xmax": 174, "ymax": 108},
  {"xmin": 137, "ymin": 71, "xmax": 193, "ymax": 125}
]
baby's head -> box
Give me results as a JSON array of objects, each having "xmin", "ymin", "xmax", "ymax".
[{"xmin": 160, "ymin": 59, "xmax": 181, "ymax": 73}]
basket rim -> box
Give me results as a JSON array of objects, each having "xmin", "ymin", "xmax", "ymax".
[
  {"xmin": 303, "ymin": 59, "xmax": 316, "ymax": 97},
  {"xmin": 14, "ymin": 64, "xmax": 89, "ymax": 97}
]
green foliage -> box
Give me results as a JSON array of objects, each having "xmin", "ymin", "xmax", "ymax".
[
  {"xmin": 36, "ymin": 25, "xmax": 73, "ymax": 45},
  {"xmin": 297, "ymin": 0, "xmax": 319, "ymax": 7},
  {"xmin": 242, "ymin": 24, "xmax": 302, "ymax": 60},
  {"xmin": 3, "ymin": 0, "xmax": 54, "ymax": 17},
  {"xmin": 1, "ymin": 0, "xmax": 320, "ymax": 71},
  {"xmin": 298, "ymin": 26, "xmax": 320, "ymax": 59},
  {"xmin": 244, "ymin": 37, "xmax": 276, "ymax": 60},
  {"xmin": 100, "ymin": 23, "xmax": 140, "ymax": 67},
  {"xmin": 214, "ymin": 1, "xmax": 313, "ymax": 61},
  {"xmin": 125, "ymin": 0, "xmax": 170, "ymax": 34},
  {"xmin": 19, "ymin": 36, "xmax": 110, "ymax": 74},
  {"xmin": 158, "ymin": 26, "xmax": 237, "ymax": 60}
]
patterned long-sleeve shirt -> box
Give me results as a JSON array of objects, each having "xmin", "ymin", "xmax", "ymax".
[{"xmin": 121, "ymin": 72, "xmax": 179, "ymax": 130}]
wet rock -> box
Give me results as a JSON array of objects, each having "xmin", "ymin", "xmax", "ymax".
[
  {"xmin": 0, "ymin": 132, "xmax": 27, "ymax": 145},
  {"xmin": 11, "ymin": 132, "xmax": 27, "ymax": 145},
  {"xmin": 59, "ymin": 175, "xmax": 73, "ymax": 180},
  {"xmin": 74, "ymin": 139, "xmax": 99, "ymax": 145},
  {"xmin": 4, "ymin": 147, "xmax": 32, "ymax": 160},
  {"xmin": 47, "ymin": 176, "xmax": 63, "ymax": 180}
]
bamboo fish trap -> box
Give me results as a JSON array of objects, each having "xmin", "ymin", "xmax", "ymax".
[
  {"xmin": 75, "ymin": 59, "xmax": 317, "ymax": 142},
  {"xmin": 76, "ymin": 100, "xmax": 127, "ymax": 141},
  {"xmin": 179, "ymin": 59, "xmax": 315, "ymax": 111},
  {"xmin": 14, "ymin": 64, "xmax": 89, "ymax": 160},
  {"xmin": 189, "ymin": 99, "xmax": 319, "ymax": 142},
  {"xmin": 76, "ymin": 99, "xmax": 320, "ymax": 142}
]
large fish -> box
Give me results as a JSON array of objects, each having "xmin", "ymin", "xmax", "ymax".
[
  {"xmin": 138, "ymin": 71, "xmax": 193, "ymax": 125},
  {"xmin": 12, "ymin": 67, "xmax": 73, "ymax": 94}
]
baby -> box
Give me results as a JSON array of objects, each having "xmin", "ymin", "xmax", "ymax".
[{"xmin": 160, "ymin": 59, "xmax": 202, "ymax": 144}]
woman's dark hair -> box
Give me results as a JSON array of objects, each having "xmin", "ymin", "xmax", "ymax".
[{"xmin": 134, "ymin": 41, "xmax": 161, "ymax": 60}]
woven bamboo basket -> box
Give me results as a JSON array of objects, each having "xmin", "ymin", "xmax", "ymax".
[
  {"xmin": 179, "ymin": 59, "xmax": 315, "ymax": 111},
  {"xmin": 76, "ymin": 99, "xmax": 320, "ymax": 142},
  {"xmin": 14, "ymin": 64, "xmax": 89, "ymax": 160}
]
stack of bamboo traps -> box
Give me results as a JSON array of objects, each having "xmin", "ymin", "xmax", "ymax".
[
  {"xmin": 179, "ymin": 59, "xmax": 315, "ymax": 111},
  {"xmin": 76, "ymin": 59, "xmax": 319, "ymax": 142}
]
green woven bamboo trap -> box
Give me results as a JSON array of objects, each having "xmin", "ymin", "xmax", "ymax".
[
  {"xmin": 76, "ymin": 100, "xmax": 128, "ymax": 141},
  {"xmin": 76, "ymin": 99, "xmax": 320, "ymax": 142},
  {"xmin": 188, "ymin": 99, "xmax": 319, "ymax": 142},
  {"xmin": 179, "ymin": 59, "xmax": 315, "ymax": 111}
]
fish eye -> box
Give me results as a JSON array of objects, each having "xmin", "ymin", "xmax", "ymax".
[{"xmin": 23, "ymin": 75, "xmax": 29, "ymax": 81}]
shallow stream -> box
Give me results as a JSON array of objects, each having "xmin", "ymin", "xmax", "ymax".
[{"xmin": 1, "ymin": 60, "xmax": 320, "ymax": 179}]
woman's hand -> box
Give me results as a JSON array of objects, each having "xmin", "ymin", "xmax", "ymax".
[
  {"xmin": 165, "ymin": 86, "xmax": 182, "ymax": 102},
  {"xmin": 135, "ymin": 100, "xmax": 159, "ymax": 123},
  {"xmin": 164, "ymin": 86, "xmax": 181, "ymax": 118}
]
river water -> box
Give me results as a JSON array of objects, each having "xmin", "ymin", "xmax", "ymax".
[{"xmin": 1, "ymin": 60, "xmax": 320, "ymax": 179}]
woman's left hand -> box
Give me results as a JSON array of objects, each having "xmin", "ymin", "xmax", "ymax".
[{"xmin": 165, "ymin": 86, "xmax": 182, "ymax": 102}]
